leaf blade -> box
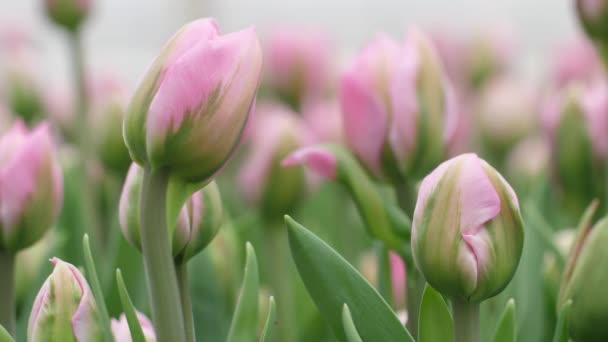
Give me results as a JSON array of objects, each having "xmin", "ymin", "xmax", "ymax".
[
  {"xmin": 342, "ymin": 304, "xmax": 363, "ymax": 342},
  {"xmin": 116, "ymin": 269, "xmax": 147, "ymax": 342},
  {"xmin": 260, "ymin": 296, "xmax": 276, "ymax": 342},
  {"xmin": 492, "ymin": 298, "xmax": 516, "ymax": 342},
  {"xmin": 226, "ymin": 242, "xmax": 259, "ymax": 342},
  {"xmin": 419, "ymin": 284, "xmax": 454, "ymax": 342}
]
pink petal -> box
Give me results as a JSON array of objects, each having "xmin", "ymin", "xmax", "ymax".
[
  {"xmin": 281, "ymin": 146, "xmax": 337, "ymax": 180},
  {"xmin": 581, "ymin": 80, "xmax": 608, "ymax": 159}
]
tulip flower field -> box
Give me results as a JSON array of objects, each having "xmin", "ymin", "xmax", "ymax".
[{"xmin": 2, "ymin": 0, "xmax": 608, "ymax": 341}]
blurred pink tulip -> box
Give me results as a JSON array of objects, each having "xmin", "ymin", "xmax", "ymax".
[
  {"xmin": 124, "ymin": 18, "xmax": 263, "ymax": 183},
  {"xmin": 281, "ymin": 146, "xmax": 337, "ymax": 180},
  {"xmin": 550, "ymin": 38, "xmax": 602, "ymax": 87},
  {"xmin": 301, "ymin": 99, "xmax": 343, "ymax": 143},
  {"xmin": 389, "ymin": 252, "xmax": 406, "ymax": 308},
  {"xmin": 465, "ymin": 27, "xmax": 516, "ymax": 89},
  {"xmin": 111, "ymin": 311, "xmax": 156, "ymax": 342},
  {"xmin": 0, "ymin": 120, "xmax": 63, "ymax": 253}
]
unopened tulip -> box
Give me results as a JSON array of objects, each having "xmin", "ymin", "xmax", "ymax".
[
  {"xmin": 339, "ymin": 30, "xmax": 456, "ymax": 182},
  {"xmin": 5, "ymin": 67, "xmax": 43, "ymax": 124},
  {"xmin": 119, "ymin": 163, "xmax": 224, "ymax": 263},
  {"xmin": 28, "ymin": 258, "xmax": 102, "ymax": 341},
  {"xmin": 559, "ymin": 217, "xmax": 608, "ymax": 341},
  {"xmin": 238, "ymin": 103, "xmax": 308, "ymax": 219},
  {"xmin": 123, "ymin": 18, "xmax": 263, "ymax": 184},
  {"xmin": 0, "ymin": 121, "xmax": 63, "ymax": 253},
  {"xmin": 111, "ymin": 311, "xmax": 156, "ymax": 342},
  {"xmin": 550, "ymin": 38, "xmax": 602, "ymax": 87},
  {"xmin": 506, "ymin": 136, "xmax": 550, "ymax": 191},
  {"xmin": 412, "ymin": 153, "xmax": 524, "ymax": 302},
  {"xmin": 44, "ymin": 0, "xmax": 91, "ymax": 32},
  {"xmin": 465, "ymin": 28, "xmax": 515, "ymax": 89},
  {"xmin": 302, "ymin": 99, "xmax": 343, "ymax": 143},
  {"xmin": 576, "ymin": 0, "xmax": 608, "ymax": 44},
  {"xmin": 263, "ymin": 28, "xmax": 333, "ymax": 109},
  {"xmin": 541, "ymin": 81, "xmax": 608, "ymax": 214}
]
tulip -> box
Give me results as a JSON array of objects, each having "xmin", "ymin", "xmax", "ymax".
[
  {"xmin": 263, "ymin": 28, "xmax": 333, "ymax": 109},
  {"xmin": 123, "ymin": 18, "xmax": 263, "ymax": 184},
  {"xmin": 5, "ymin": 66, "xmax": 44, "ymax": 124},
  {"xmin": 576, "ymin": 0, "xmax": 608, "ymax": 45},
  {"xmin": 505, "ymin": 136, "xmax": 550, "ymax": 191},
  {"xmin": 558, "ymin": 217, "xmax": 608, "ymax": 341},
  {"xmin": 44, "ymin": 0, "xmax": 91, "ymax": 32},
  {"xmin": 28, "ymin": 258, "xmax": 102, "ymax": 341},
  {"xmin": 238, "ymin": 103, "xmax": 308, "ymax": 219},
  {"xmin": 111, "ymin": 311, "xmax": 156, "ymax": 342},
  {"xmin": 412, "ymin": 153, "xmax": 524, "ymax": 302},
  {"xmin": 119, "ymin": 163, "xmax": 224, "ymax": 263},
  {"xmin": 0, "ymin": 121, "xmax": 63, "ymax": 253},
  {"xmin": 550, "ymin": 38, "xmax": 602, "ymax": 87},
  {"xmin": 339, "ymin": 29, "xmax": 457, "ymax": 182},
  {"xmin": 465, "ymin": 28, "xmax": 515, "ymax": 90},
  {"xmin": 302, "ymin": 99, "xmax": 343, "ymax": 143}
]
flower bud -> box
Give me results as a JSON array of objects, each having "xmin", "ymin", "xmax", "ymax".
[
  {"xmin": 123, "ymin": 18, "xmax": 263, "ymax": 184},
  {"xmin": 263, "ymin": 27, "xmax": 333, "ymax": 109},
  {"xmin": 5, "ymin": 66, "xmax": 43, "ymax": 124},
  {"xmin": 0, "ymin": 121, "xmax": 63, "ymax": 253},
  {"xmin": 44, "ymin": 0, "xmax": 91, "ymax": 32},
  {"xmin": 119, "ymin": 163, "xmax": 224, "ymax": 263},
  {"xmin": 238, "ymin": 103, "xmax": 308, "ymax": 219},
  {"xmin": 339, "ymin": 29, "xmax": 456, "ymax": 182},
  {"xmin": 465, "ymin": 28, "xmax": 515, "ymax": 89},
  {"xmin": 412, "ymin": 153, "xmax": 524, "ymax": 302},
  {"xmin": 576, "ymin": 0, "xmax": 608, "ymax": 43},
  {"xmin": 505, "ymin": 136, "xmax": 550, "ymax": 192},
  {"xmin": 111, "ymin": 311, "xmax": 156, "ymax": 342},
  {"xmin": 28, "ymin": 258, "xmax": 102, "ymax": 341},
  {"xmin": 550, "ymin": 38, "xmax": 602, "ymax": 87},
  {"xmin": 558, "ymin": 217, "xmax": 608, "ymax": 341}
]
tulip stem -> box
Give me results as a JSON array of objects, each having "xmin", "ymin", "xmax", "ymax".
[
  {"xmin": 0, "ymin": 251, "xmax": 15, "ymax": 338},
  {"xmin": 452, "ymin": 298, "xmax": 480, "ymax": 342},
  {"xmin": 176, "ymin": 263, "xmax": 195, "ymax": 342},
  {"xmin": 140, "ymin": 168, "xmax": 186, "ymax": 342}
]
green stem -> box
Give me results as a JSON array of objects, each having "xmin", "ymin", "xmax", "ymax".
[
  {"xmin": 453, "ymin": 298, "xmax": 480, "ymax": 342},
  {"xmin": 395, "ymin": 179, "xmax": 416, "ymax": 218},
  {"xmin": 406, "ymin": 265, "xmax": 424, "ymax": 337},
  {"xmin": 0, "ymin": 251, "xmax": 15, "ymax": 338},
  {"xmin": 140, "ymin": 168, "xmax": 186, "ymax": 342},
  {"xmin": 375, "ymin": 243, "xmax": 393, "ymax": 306},
  {"xmin": 176, "ymin": 263, "xmax": 195, "ymax": 342}
]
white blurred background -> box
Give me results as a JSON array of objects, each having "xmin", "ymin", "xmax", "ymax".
[{"xmin": 2, "ymin": 0, "xmax": 582, "ymax": 85}]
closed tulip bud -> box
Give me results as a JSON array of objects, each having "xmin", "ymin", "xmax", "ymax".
[
  {"xmin": 5, "ymin": 67, "xmax": 43, "ymax": 124},
  {"xmin": 340, "ymin": 29, "xmax": 457, "ymax": 182},
  {"xmin": 123, "ymin": 18, "xmax": 263, "ymax": 184},
  {"xmin": 28, "ymin": 258, "xmax": 102, "ymax": 341},
  {"xmin": 238, "ymin": 103, "xmax": 308, "ymax": 219},
  {"xmin": 0, "ymin": 121, "xmax": 63, "ymax": 253},
  {"xmin": 44, "ymin": 0, "xmax": 91, "ymax": 32},
  {"xmin": 412, "ymin": 153, "xmax": 524, "ymax": 302},
  {"xmin": 558, "ymin": 217, "xmax": 608, "ymax": 341},
  {"xmin": 576, "ymin": 0, "xmax": 608, "ymax": 44},
  {"xmin": 119, "ymin": 163, "xmax": 224, "ymax": 263},
  {"xmin": 111, "ymin": 311, "xmax": 156, "ymax": 342},
  {"xmin": 541, "ymin": 81, "xmax": 608, "ymax": 214},
  {"xmin": 506, "ymin": 136, "xmax": 550, "ymax": 191},
  {"xmin": 465, "ymin": 28, "xmax": 515, "ymax": 89},
  {"xmin": 550, "ymin": 38, "xmax": 602, "ymax": 87}
]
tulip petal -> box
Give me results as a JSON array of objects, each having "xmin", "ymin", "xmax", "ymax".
[{"xmin": 281, "ymin": 146, "xmax": 337, "ymax": 180}]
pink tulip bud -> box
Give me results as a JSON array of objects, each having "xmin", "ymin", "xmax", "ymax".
[
  {"xmin": 281, "ymin": 146, "xmax": 337, "ymax": 180},
  {"xmin": 0, "ymin": 121, "xmax": 63, "ymax": 253},
  {"xmin": 263, "ymin": 27, "xmax": 333, "ymax": 109},
  {"xmin": 111, "ymin": 311, "xmax": 156, "ymax": 342},
  {"xmin": 412, "ymin": 153, "xmax": 524, "ymax": 302},
  {"xmin": 28, "ymin": 258, "xmax": 102, "ymax": 341},
  {"xmin": 301, "ymin": 99, "xmax": 343, "ymax": 143},
  {"xmin": 124, "ymin": 18, "xmax": 263, "ymax": 184},
  {"xmin": 550, "ymin": 38, "xmax": 602, "ymax": 87},
  {"xmin": 465, "ymin": 27, "xmax": 516, "ymax": 89},
  {"xmin": 44, "ymin": 0, "xmax": 91, "ymax": 32},
  {"xmin": 340, "ymin": 30, "xmax": 456, "ymax": 181}
]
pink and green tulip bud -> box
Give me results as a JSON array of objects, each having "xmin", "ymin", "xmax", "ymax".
[
  {"xmin": 28, "ymin": 258, "xmax": 102, "ymax": 341},
  {"xmin": 44, "ymin": 0, "xmax": 91, "ymax": 32},
  {"xmin": 465, "ymin": 28, "xmax": 515, "ymax": 89},
  {"xmin": 558, "ymin": 215, "xmax": 608, "ymax": 341},
  {"xmin": 123, "ymin": 18, "xmax": 263, "ymax": 184},
  {"xmin": 505, "ymin": 136, "xmax": 550, "ymax": 191},
  {"xmin": 541, "ymin": 81, "xmax": 608, "ymax": 214},
  {"xmin": 576, "ymin": 0, "xmax": 608, "ymax": 44},
  {"xmin": 339, "ymin": 29, "xmax": 457, "ymax": 182},
  {"xmin": 119, "ymin": 163, "xmax": 224, "ymax": 263},
  {"xmin": 5, "ymin": 66, "xmax": 43, "ymax": 124},
  {"xmin": 263, "ymin": 27, "xmax": 333, "ymax": 109},
  {"xmin": 412, "ymin": 153, "xmax": 524, "ymax": 302},
  {"xmin": 0, "ymin": 121, "xmax": 63, "ymax": 253},
  {"xmin": 111, "ymin": 311, "xmax": 156, "ymax": 342},
  {"xmin": 238, "ymin": 103, "xmax": 308, "ymax": 219},
  {"xmin": 550, "ymin": 38, "xmax": 602, "ymax": 87}
]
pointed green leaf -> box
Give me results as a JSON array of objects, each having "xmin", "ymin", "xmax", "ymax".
[
  {"xmin": 82, "ymin": 234, "xmax": 113, "ymax": 342},
  {"xmin": 492, "ymin": 298, "xmax": 516, "ymax": 342},
  {"xmin": 0, "ymin": 325, "xmax": 14, "ymax": 342},
  {"xmin": 419, "ymin": 284, "xmax": 454, "ymax": 342},
  {"xmin": 226, "ymin": 242, "xmax": 259, "ymax": 342},
  {"xmin": 342, "ymin": 304, "xmax": 363, "ymax": 342},
  {"xmin": 116, "ymin": 269, "xmax": 147, "ymax": 342},
  {"xmin": 553, "ymin": 300, "xmax": 572, "ymax": 342},
  {"xmin": 260, "ymin": 296, "xmax": 276, "ymax": 342},
  {"xmin": 285, "ymin": 216, "xmax": 413, "ymax": 341}
]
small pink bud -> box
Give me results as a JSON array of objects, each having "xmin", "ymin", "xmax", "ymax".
[
  {"xmin": 0, "ymin": 121, "xmax": 63, "ymax": 253},
  {"xmin": 111, "ymin": 311, "xmax": 156, "ymax": 342}
]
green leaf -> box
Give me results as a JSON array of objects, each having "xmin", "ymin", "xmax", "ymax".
[
  {"xmin": 0, "ymin": 324, "xmax": 14, "ymax": 342},
  {"xmin": 285, "ymin": 215, "xmax": 413, "ymax": 342},
  {"xmin": 82, "ymin": 234, "xmax": 113, "ymax": 342},
  {"xmin": 226, "ymin": 242, "xmax": 259, "ymax": 342},
  {"xmin": 116, "ymin": 269, "xmax": 147, "ymax": 342},
  {"xmin": 260, "ymin": 296, "xmax": 276, "ymax": 342},
  {"xmin": 552, "ymin": 300, "xmax": 572, "ymax": 342},
  {"xmin": 342, "ymin": 304, "xmax": 363, "ymax": 342},
  {"xmin": 418, "ymin": 284, "xmax": 454, "ymax": 342},
  {"xmin": 492, "ymin": 298, "xmax": 516, "ymax": 342}
]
